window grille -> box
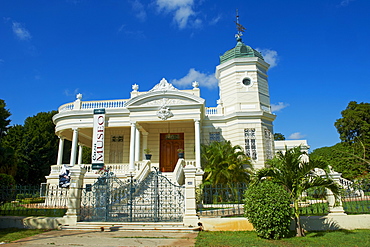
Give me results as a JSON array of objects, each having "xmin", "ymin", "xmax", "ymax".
[
  {"xmin": 244, "ymin": 128, "xmax": 257, "ymax": 160},
  {"xmin": 209, "ymin": 132, "xmax": 221, "ymax": 142},
  {"xmin": 109, "ymin": 135, "xmax": 123, "ymax": 163},
  {"xmin": 264, "ymin": 128, "xmax": 273, "ymax": 160}
]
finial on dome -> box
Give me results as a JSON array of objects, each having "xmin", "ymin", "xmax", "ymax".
[{"xmin": 234, "ymin": 9, "xmax": 246, "ymax": 42}]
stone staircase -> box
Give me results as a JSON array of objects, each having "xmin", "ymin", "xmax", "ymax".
[{"xmin": 61, "ymin": 222, "xmax": 201, "ymax": 232}]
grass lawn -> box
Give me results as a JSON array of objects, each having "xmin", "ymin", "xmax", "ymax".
[
  {"xmin": 195, "ymin": 230, "xmax": 370, "ymax": 247},
  {"xmin": 0, "ymin": 228, "xmax": 49, "ymax": 244}
]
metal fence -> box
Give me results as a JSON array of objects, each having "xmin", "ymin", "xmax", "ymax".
[
  {"xmin": 196, "ymin": 182, "xmax": 370, "ymax": 217},
  {"xmin": 0, "ymin": 184, "xmax": 68, "ymax": 217},
  {"xmin": 197, "ymin": 183, "xmax": 247, "ymax": 217}
]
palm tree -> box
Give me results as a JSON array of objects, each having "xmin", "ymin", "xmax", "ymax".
[
  {"xmin": 256, "ymin": 146, "xmax": 340, "ymax": 237},
  {"xmin": 201, "ymin": 140, "xmax": 252, "ymax": 187}
]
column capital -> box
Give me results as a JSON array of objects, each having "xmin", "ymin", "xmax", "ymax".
[{"xmin": 72, "ymin": 127, "xmax": 79, "ymax": 131}]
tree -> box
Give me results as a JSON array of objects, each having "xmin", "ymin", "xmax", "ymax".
[
  {"xmin": 244, "ymin": 180, "xmax": 291, "ymax": 239},
  {"xmin": 0, "ymin": 99, "xmax": 11, "ymax": 139},
  {"xmin": 15, "ymin": 111, "xmax": 58, "ymax": 184},
  {"xmin": 335, "ymin": 101, "xmax": 370, "ymax": 145},
  {"xmin": 311, "ymin": 142, "xmax": 369, "ymax": 180},
  {"xmin": 274, "ymin": 132, "xmax": 286, "ymax": 141},
  {"xmin": 201, "ymin": 141, "xmax": 252, "ymax": 187},
  {"xmin": 256, "ymin": 146, "xmax": 340, "ymax": 237}
]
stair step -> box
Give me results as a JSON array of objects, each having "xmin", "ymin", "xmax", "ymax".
[{"xmin": 61, "ymin": 222, "xmax": 200, "ymax": 232}]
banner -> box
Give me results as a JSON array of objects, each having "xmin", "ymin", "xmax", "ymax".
[{"xmin": 91, "ymin": 109, "xmax": 105, "ymax": 170}]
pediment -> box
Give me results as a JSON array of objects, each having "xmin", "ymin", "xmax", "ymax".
[{"xmin": 125, "ymin": 91, "xmax": 204, "ymax": 108}]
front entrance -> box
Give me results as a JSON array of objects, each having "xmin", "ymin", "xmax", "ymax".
[{"xmin": 160, "ymin": 133, "xmax": 184, "ymax": 172}]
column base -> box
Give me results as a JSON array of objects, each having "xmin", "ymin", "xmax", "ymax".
[{"xmin": 183, "ymin": 215, "xmax": 199, "ymax": 227}]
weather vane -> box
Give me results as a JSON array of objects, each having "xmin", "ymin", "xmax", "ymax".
[{"xmin": 234, "ymin": 9, "xmax": 246, "ymax": 40}]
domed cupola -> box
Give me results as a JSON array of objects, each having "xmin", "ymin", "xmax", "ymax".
[{"xmin": 220, "ymin": 37, "xmax": 264, "ymax": 64}]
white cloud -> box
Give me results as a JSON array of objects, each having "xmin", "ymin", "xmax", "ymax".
[
  {"xmin": 12, "ymin": 22, "xmax": 31, "ymax": 40},
  {"xmin": 339, "ymin": 0, "xmax": 355, "ymax": 7},
  {"xmin": 209, "ymin": 15, "xmax": 221, "ymax": 25},
  {"xmin": 288, "ymin": 132, "xmax": 306, "ymax": 140},
  {"xmin": 130, "ymin": 0, "xmax": 147, "ymax": 21},
  {"xmin": 271, "ymin": 102, "xmax": 289, "ymax": 112},
  {"xmin": 156, "ymin": 0, "xmax": 195, "ymax": 29},
  {"xmin": 256, "ymin": 48, "xmax": 278, "ymax": 68},
  {"xmin": 64, "ymin": 88, "xmax": 80, "ymax": 97},
  {"xmin": 171, "ymin": 68, "xmax": 217, "ymax": 89}
]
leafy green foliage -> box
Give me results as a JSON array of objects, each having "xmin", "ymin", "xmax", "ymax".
[
  {"xmin": 335, "ymin": 101, "xmax": 370, "ymax": 145},
  {"xmin": 0, "ymin": 99, "xmax": 11, "ymax": 136},
  {"xmin": 0, "ymin": 174, "xmax": 15, "ymax": 187},
  {"xmin": 311, "ymin": 142, "xmax": 369, "ymax": 180},
  {"xmin": 1, "ymin": 111, "xmax": 58, "ymax": 184},
  {"xmin": 201, "ymin": 141, "xmax": 252, "ymax": 186},
  {"xmin": 274, "ymin": 132, "xmax": 285, "ymax": 140},
  {"xmin": 257, "ymin": 146, "xmax": 340, "ymax": 237},
  {"xmin": 244, "ymin": 181, "xmax": 291, "ymax": 239}
]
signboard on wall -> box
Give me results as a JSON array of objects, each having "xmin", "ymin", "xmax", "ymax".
[{"xmin": 91, "ymin": 109, "xmax": 105, "ymax": 170}]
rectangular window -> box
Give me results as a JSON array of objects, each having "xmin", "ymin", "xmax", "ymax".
[
  {"xmin": 244, "ymin": 128, "xmax": 257, "ymax": 160},
  {"xmin": 109, "ymin": 135, "xmax": 123, "ymax": 163},
  {"xmin": 209, "ymin": 132, "xmax": 221, "ymax": 142},
  {"xmin": 264, "ymin": 128, "xmax": 273, "ymax": 160}
]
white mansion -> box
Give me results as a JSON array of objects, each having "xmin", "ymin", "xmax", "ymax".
[{"xmin": 46, "ymin": 36, "xmax": 308, "ymax": 185}]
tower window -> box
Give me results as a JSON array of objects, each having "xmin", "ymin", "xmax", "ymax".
[
  {"xmin": 209, "ymin": 132, "xmax": 221, "ymax": 142},
  {"xmin": 244, "ymin": 128, "xmax": 257, "ymax": 160},
  {"xmin": 242, "ymin": 78, "xmax": 251, "ymax": 86}
]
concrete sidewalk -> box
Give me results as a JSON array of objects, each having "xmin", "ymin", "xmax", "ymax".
[{"xmin": 4, "ymin": 230, "xmax": 198, "ymax": 247}]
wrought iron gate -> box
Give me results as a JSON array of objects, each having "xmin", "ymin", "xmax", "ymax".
[{"xmin": 80, "ymin": 169, "xmax": 185, "ymax": 222}]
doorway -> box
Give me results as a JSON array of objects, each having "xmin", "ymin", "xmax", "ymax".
[{"xmin": 160, "ymin": 133, "xmax": 184, "ymax": 172}]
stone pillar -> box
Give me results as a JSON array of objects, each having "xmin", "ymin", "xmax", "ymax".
[
  {"xmin": 327, "ymin": 171, "xmax": 346, "ymax": 215},
  {"xmin": 63, "ymin": 165, "xmax": 86, "ymax": 225},
  {"xmin": 183, "ymin": 164, "xmax": 198, "ymax": 227},
  {"xmin": 78, "ymin": 144, "xmax": 83, "ymax": 165},
  {"xmin": 129, "ymin": 122, "xmax": 136, "ymax": 172},
  {"xmin": 135, "ymin": 128, "xmax": 140, "ymax": 161},
  {"xmin": 194, "ymin": 120, "xmax": 201, "ymax": 169},
  {"xmin": 57, "ymin": 136, "xmax": 64, "ymax": 165},
  {"xmin": 142, "ymin": 132, "xmax": 148, "ymax": 159},
  {"xmin": 69, "ymin": 128, "xmax": 79, "ymax": 167}
]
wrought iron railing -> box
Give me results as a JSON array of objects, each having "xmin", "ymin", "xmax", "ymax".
[
  {"xmin": 196, "ymin": 182, "xmax": 370, "ymax": 217},
  {"xmin": 0, "ymin": 184, "xmax": 68, "ymax": 217},
  {"xmin": 197, "ymin": 183, "xmax": 247, "ymax": 217}
]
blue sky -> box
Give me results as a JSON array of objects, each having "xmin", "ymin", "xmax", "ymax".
[{"xmin": 1, "ymin": 0, "xmax": 369, "ymax": 151}]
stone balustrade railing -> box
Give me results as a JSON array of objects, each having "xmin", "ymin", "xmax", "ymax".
[
  {"xmin": 206, "ymin": 107, "xmax": 219, "ymax": 115},
  {"xmin": 50, "ymin": 164, "xmax": 131, "ymax": 175}
]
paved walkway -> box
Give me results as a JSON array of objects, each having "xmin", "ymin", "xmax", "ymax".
[{"xmin": 4, "ymin": 230, "xmax": 198, "ymax": 247}]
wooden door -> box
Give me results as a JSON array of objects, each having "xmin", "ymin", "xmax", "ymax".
[{"xmin": 160, "ymin": 133, "xmax": 184, "ymax": 172}]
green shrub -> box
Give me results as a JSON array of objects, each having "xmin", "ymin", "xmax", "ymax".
[
  {"xmin": 244, "ymin": 180, "xmax": 291, "ymax": 239},
  {"xmin": 0, "ymin": 174, "xmax": 15, "ymax": 187}
]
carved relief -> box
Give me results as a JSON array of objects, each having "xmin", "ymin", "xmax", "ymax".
[
  {"xmin": 150, "ymin": 78, "xmax": 178, "ymax": 92},
  {"xmin": 142, "ymin": 98, "xmax": 191, "ymax": 106},
  {"xmin": 157, "ymin": 105, "xmax": 173, "ymax": 120}
]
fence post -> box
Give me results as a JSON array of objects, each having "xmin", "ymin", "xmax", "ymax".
[
  {"xmin": 327, "ymin": 171, "xmax": 346, "ymax": 215},
  {"xmin": 63, "ymin": 165, "xmax": 86, "ymax": 225},
  {"xmin": 183, "ymin": 164, "xmax": 198, "ymax": 227}
]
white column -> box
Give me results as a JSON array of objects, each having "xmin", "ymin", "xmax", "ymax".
[
  {"xmin": 135, "ymin": 128, "xmax": 140, "ymax": 161},
  {"xmin": 194, "ymin": 120, "xmax": 201, "ymax": 169},
  {"xmin": 142, "ymin": 132, "xmax": 148, "ymax": 158},
  {"xmin": 69, "ymin": 128, "xmax": 79, "ymax": 167},
  {"xmin": 57, "ymin": 136, "xmax": 64, "ymax": 165},
  {"xmin": 78, "ymin": 144, "xmax": 83, "ymax": 165},
  {"xmin": 129, "ymin": 123, "xmax": 136, "ymax": 172}
]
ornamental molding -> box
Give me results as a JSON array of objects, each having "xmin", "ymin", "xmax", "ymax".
[
  {"xmin": 142, "ymin": 97, "xmax": 192, "ymax": 106},
  {"xmin": 157, "ymin": 105, "xmax": 173, "ymax": 120},
  {"xmin": 150, "ymin": 78, "xmax": 178, "ymax": 92}
]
